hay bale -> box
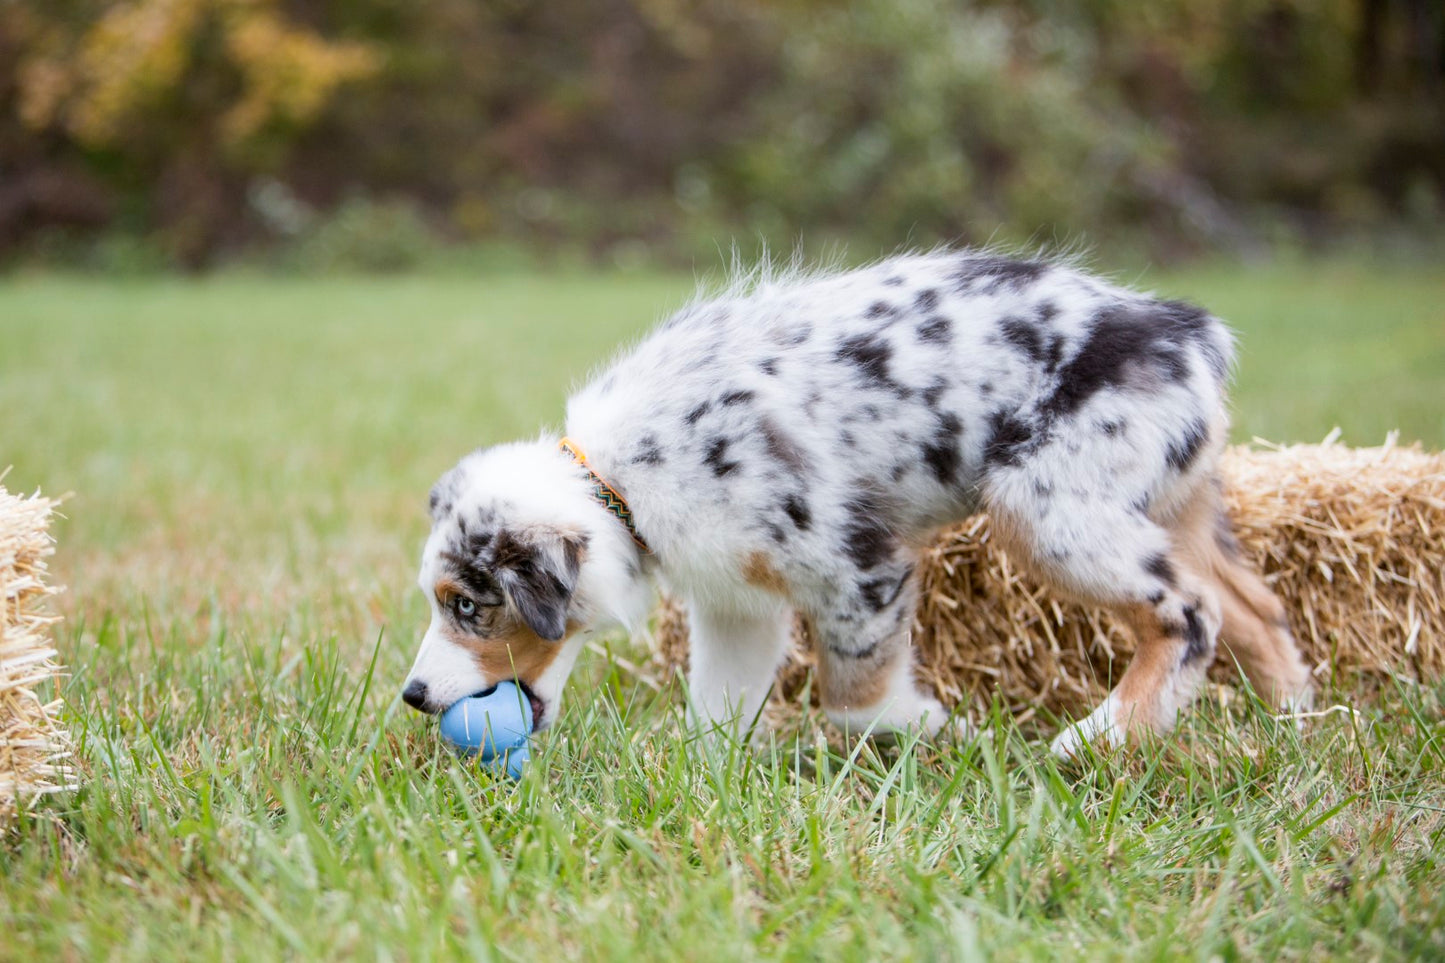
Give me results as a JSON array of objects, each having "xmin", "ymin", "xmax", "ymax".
[
  {"xmin": 652, "ymin": 440, "xmax": 1445, "ymax": 721},
  {"xmin": 1, "ymin": 484, "xmax": 75, "ymax": 826}
]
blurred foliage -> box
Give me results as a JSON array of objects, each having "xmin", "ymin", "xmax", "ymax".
[
  {"xmin": 0, "ymin": 0, "xmax": 1440, "ymax": 268},
  {"xmin": 284, "ymin": 195, "xmax": 438, "ymax": 273},
  {"xmin": 18, "ymin": 0, "xmax": 376, "ymax": 156}
]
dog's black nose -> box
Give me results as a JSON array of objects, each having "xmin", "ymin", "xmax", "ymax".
[{"xmin": 402, "ymin": 680, "xmax": 430, "ymax": 711}]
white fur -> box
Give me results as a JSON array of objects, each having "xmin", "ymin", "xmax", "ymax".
[{"xmin": 1051, "ymin": 693, "xmax": 1123, "ymax": 759}]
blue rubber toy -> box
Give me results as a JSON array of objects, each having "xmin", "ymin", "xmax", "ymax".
[{"xmin": 437, "ymin": 681, "xmax": 533, "ymax": 779}]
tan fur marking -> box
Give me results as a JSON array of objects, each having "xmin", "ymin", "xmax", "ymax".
[
  {"xmin": 432, "ymin": 577, "xmax": 467, "ymax": 604},
  {"xmin": 742, "ymin": 552, "xmax": 787, "ymax": 594},
  {"xmin": 817, "ymin": 636, "xmax": 902, "ymax": 711},
  {"xmin": 442, "ymin": 620, "xmax": 567, "ymax": 689},
  {"xmin": 1112, "ymin": 603, "xmax": 1183, "ymax": 733},
  {"xmin": 1168, "ymin": 483, "xmax": 1312, "ymax": 707}
]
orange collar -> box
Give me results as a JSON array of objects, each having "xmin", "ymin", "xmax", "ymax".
[{"xmin": 559, "ymin": 437, "xmax": 651, "ymax": 554}]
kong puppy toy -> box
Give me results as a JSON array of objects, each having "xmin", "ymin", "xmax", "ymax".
[{"xmin": 437, "ymin": 681, "xmax": 533, "ymax": 779}]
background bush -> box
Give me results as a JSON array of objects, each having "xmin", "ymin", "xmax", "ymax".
[{"xmin": 1, "ymin": 0, "xmax": 1440, "ymax": 268}]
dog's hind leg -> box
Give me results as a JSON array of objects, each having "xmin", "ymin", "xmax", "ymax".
[
  {"xmin": 1169, "ymin": 482, "xmax": 1314, "ymax": 712},
  {"xmin": 983, "ymin": 475, "xmax": 1224, "ymax": 758},
  {"xmin": 685, "ymin": 598, "xmax": 794, "ymax": 741}
]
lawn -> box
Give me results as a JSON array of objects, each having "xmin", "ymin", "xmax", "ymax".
[{"xmin": 1, "ymin": 260, "xmax": 1443, "ymax": 960}]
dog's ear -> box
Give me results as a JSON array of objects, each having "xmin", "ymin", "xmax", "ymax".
[{"xmin": 491, "ymin": 527, "xmax": 588, "ymax": 641}]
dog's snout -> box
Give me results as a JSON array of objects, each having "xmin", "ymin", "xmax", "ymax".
[{"xmin": 402, "ymin": 679, "xmax": 430, "ymax": 712}]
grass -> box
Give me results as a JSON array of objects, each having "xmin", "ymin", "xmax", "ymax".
[{"xmin": 1, "ymin": 259, "xmax": 1443, "ymax": 960}]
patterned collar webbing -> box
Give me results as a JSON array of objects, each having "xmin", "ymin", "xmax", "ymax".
[{"xmin": 559, "ymin": 437, "xmax": 652, "ymax": 554}]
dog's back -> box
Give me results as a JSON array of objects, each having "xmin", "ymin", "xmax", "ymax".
[{"xmin": 566, "ymin": 250, "xmax": 1233, "ymax": 550}]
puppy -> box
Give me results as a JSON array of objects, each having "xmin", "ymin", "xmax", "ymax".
[{"xmin": 402, "ymin": 250, "xmax": 1313, "ymax": 756}]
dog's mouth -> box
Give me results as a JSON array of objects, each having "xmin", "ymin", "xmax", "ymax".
[
  {"xmin": 472, "ymin": 680, "xmax": 544, "ymax": 732},
  {"xmin": 519, "ymin": 681, "xmax": 545, "ymax": 731}
]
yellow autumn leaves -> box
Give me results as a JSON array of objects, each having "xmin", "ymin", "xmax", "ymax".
[{"xmin": 14, "ymin": 0, "xmax": 378, "ymax": 162}]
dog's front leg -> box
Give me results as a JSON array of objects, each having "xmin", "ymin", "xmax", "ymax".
[
  {"xmin": 684, "ymin": 599, "xmax": 793, "ymax": 743},
  {"xmin": 810, "ymin": 560, "xmax": 965, "ymax": 740}
]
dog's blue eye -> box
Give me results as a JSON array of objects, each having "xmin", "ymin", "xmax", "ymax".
[{"xmin": 455, "ymin": 597, "xmax": 476, "ymax": 617}]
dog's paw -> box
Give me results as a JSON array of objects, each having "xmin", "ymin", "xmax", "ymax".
[
  {"xmin": 916, "ymin": 700, "xmax": 977, "ymax": 745},
  {"xmin": 1050, "ymin": 695, "xmax": 1122, "ymax": 760},
  {"xmin": 937, "ymin": 713, "xmax": 977, "ymax": 745},
  {"xmin": 1272, "ymin": 686, "xmax": 1318, "ymax": 731}
]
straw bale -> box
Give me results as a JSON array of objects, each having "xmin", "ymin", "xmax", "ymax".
[
  {"xmin": 1, "ymin": 484, "xmax": 75, "ymax": 826},
  {"xmin": 651, "ymin": 440, "xmax": 1445, "ymax": 721}
]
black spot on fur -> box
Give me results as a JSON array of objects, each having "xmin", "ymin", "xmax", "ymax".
[
  {"xmin": 631, "ymin": 434, "xmax": 664, "ymax": 465},
  {"xmin": 1043, "ymin": 335, "xmax": 1065, "ymax": 372},
  {"xmin": 703, "ymin": 437, "xmax": 740, "ymax": 477},
  {"xmin": 1145, "ymin": 553, "xmax": 1176, "ymax": 587},
  {"xmin": 828, "ymin": 640, "xmax": 881, "ymax": 660},
  {"xmin": 429, "ymin": 473, "xmax": 464, "ymax": 520},
  {"xmin": 842, "ymin": 497, "xmax": 893, "ymax": 570},
  {"xmin": 457, "ymin": 528, "xmax": 494, "ymax": 558},
  {"xmin": 884, "ymin": 275, "xmax": 905, "ymax": 287},
  {"xmin": 766, "ymin": 522, "xmax": 787, "ymax": 545},
  {"xmin": 1180, "ymin": 604, "xmax": 1210, "ymax": 665},
  {"xmin": 916, "ymin": 316, "xmax": 951, "ymax": 345},
  {"xmin": 760, "ymin": 418, "xmax": 807, "ymax": 473},
  {"xmin": 1032, "ymin": 479, "xmax": 1053, "ymax": 498},
  {"xmin": 490, "ymin": 529, "xmax": 587, "ymax": 641},
  {"xmin": 441, "ymin": 538, "xmax": 506, "ymax": 607},
  {"xmin": 1214, "ymin": 511, "xmax": 1241, "ymax": 558},
  {"xmin": 983, "ymin": 411, "xmax": 1035, "ymax": 467},
  {"xmin": 685, "ymin": 400, "xmax": 713, "ymax": 425},
  {"xmin": 720, "ymin": 388, "xmax": 755, "ymax": 407},
  {"xmin": 758, "ymin": 357, "xmax": 780, "ymax": 376},
  {"xmin": 865, "ymin": 301, "xmax": 898, "ymax": 320},
  {"xmin": 1039, "ymin": 303, "xmax": 1200, "ymax": 420},
  {"xmin": 1157, "ymin": 299, "xmax": 1213, "ymax": 339},
  {"xmin": 915, "ymin": 289, "xmax": 940, "ymax": 312},
  {"xmin": 999, "ymin": 315, "xmax": 1047, "ymax": 365},
  {"xmin": 1166, "ymin": 418, "xmax": 1209, "ymax": 473},
  {"xmin": 839, "ymin": 429, "xmax": 856, "ymax": 448},
  {"xmin": 953, "ymin": 254, "xmax": 1046, "ymax": 294},
  {"xmin": 428, "ymin": 487, "xmax": 452, "ymax": 520},
  {"xmin": 921, "ymin": 413, "xmax": 963, "ymax": 483},
  {"xmin": 488, "ymin": 529, "xmax": 529, "ymax": 571},
  {"xmin": 782, "ymin": 494, "xmax": 812, "ymax": 531},
  {"xmin": 922, "ymin": 378, "xmax": 949, "ymax": 408},
  {"xmin": 836, "ymin": 333, "xmax": 910, "ymax": 396},
  {"xmin": 891, "ymin": 463, "xmax": 909, "ymax": 482},
  {"xmin": 1098, "ymin": 418, "xmax": 1126, "ymax": 437},
  {"xmin": 859, "ymin": 569, "xmax": 911, "ymax": 612},
  {"xmin": 1036, "ymin": 301, "xmax": 1059, "ymax": 325}
]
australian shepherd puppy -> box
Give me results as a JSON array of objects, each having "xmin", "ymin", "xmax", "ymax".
[{"xmin": 401, "ymin": 250, "xmax": 1313, "ymax": 757}]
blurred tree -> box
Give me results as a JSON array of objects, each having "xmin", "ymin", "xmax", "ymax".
[
  {"xmin": 0, "ymin": 0, "xmax": 1439, "ymax": 266},
  {"xmin": 7, "ymin": 0, "xmax": 377, "ymax": 264}
]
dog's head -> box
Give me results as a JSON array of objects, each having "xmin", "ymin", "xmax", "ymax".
[{"xmin": 402, "ymin": 441, "xmax": 606, "ymax": 730}]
